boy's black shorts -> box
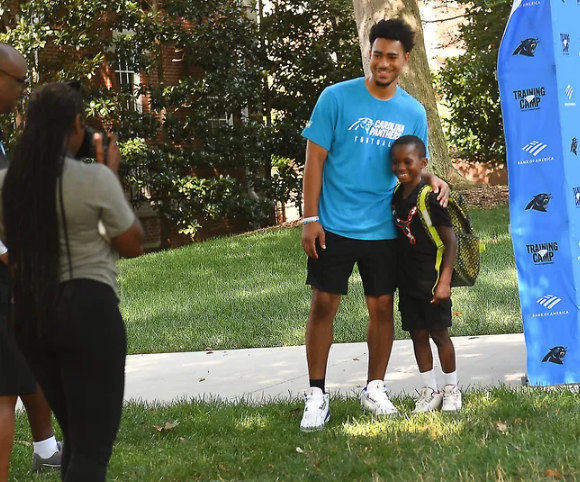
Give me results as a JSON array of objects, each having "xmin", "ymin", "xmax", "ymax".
[
  {"xmin": 398, "ymin": 292, "xmax": 452, "ymax": 332},
  {"xmin": 306, "ymin": 230, "xmax": 398, "ymax": 297}
]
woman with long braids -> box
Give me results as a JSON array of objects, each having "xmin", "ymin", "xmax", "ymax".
[{"xmin": 0, "ymin": 82, "xmax": 143, "ymax": 481}]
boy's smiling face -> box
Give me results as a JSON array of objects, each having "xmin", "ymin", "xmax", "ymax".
[{"xmin": 391, "ymin": 143, "xmax": 428, "ymax": 186}]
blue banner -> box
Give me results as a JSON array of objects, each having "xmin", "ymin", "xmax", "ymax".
[{"xmin": 498, "ymin": 0, "xmax": 580, "ymax": 385}]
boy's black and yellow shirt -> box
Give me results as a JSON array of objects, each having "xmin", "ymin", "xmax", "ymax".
[{"xmin": 392, "ymin": 180, "xmax": 452, "ymax": 298}]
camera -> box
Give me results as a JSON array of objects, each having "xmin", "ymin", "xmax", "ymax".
[
  {"xmin": 77, "ymin": 126, "xmax": 109, "ymax": 165},
  {"xmin": 64, "ymin": 80, "xmax": 109, "ymax": 164}
]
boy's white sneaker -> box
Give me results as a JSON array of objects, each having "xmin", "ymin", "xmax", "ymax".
[
  {"xmin": 412, "ymin": 387, "xmax": 443, "ymax": 414},
  {"xmin": 442, "ymin": 384, "xmax": 462, "ymax": 412},
  {"xmin": 360, "ymin": 379, "xmax": 398, "ymax": 416},
  {"xmin": 300, "ymin": 387, "xmax": 330, "ymax": 432}
]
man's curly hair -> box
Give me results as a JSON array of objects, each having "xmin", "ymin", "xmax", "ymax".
[{"xmin": 369, "ymin": 19, "xmax": 416, "ymax": 53}]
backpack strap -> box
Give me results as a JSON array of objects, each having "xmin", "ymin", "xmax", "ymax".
[
  {"xmin": 393, "ymin": 183, "xmax": 401, "ymax": 198},
  {"xmin": 416, "ymin": 185, "xmax": 445, "ymax": 294}
]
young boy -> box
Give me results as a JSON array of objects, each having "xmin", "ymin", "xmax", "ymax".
[{"xmin": 390, "ymin": 135, "xmax": 461, "ymax": 413}]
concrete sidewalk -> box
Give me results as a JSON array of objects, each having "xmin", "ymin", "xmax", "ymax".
[{"xmin": 124, "ymin": 333, "xmax": 526, "ymax": 404}]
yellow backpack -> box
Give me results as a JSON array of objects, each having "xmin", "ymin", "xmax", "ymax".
[{"xmin": 394, "ymin": 184, "xmax": 482, "ymax": 288}]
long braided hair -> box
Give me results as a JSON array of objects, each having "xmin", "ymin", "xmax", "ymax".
[{"xmin": 2, "ymin": 82, "xmax": 83, "ymax": 337}]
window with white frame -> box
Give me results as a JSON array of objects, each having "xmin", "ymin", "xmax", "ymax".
[
  {"xmin": 115, "ymin": 57, "xmax": 142, "ymax": 113},
  {"xmin": 207, "ymin": 97, "xmax": 234, "ymax": 128}
]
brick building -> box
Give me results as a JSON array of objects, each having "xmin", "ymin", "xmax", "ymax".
[{"xmin": 1, "ymin": 0, "xmax": 261, "ymax": 250}]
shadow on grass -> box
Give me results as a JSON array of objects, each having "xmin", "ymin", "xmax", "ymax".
[
  {"xmin": 113, "ymin": 387, "xmax": 580, "ymax": 481},
  {"xmin": 13, "ymin": 386, "xmax": 580, "ymax": 481}
]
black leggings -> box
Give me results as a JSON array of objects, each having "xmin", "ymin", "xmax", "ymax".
[{"xmin": 16, "ymin": 279, "xmax": 127, "ymax": 482}]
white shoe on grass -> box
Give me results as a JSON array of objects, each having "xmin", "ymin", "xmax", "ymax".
[
  {"xmin": 442, "ymin": 384, "xmax": 462, "ymax": 412},
  {"xmin": 360, "ymin": 379, "xmax": 398, "ymax": 416},
  {"xmin": 412, "ymin": 387, "xmax": 443, "ymax": 414},
  {"xmin": 300, "ymin": 387, "xmax": 330, "ymax": 432}
]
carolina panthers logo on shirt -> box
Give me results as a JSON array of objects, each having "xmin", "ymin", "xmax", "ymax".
[
  {"xmin": 348, "ymin": 117, "xmax": 406, "ymax": 147},
  {"xmin": 348, "ymin": 118, "xmax": 374, "ymax": 134}
]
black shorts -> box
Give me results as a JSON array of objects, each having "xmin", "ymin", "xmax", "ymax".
[
  {"xmin": 398, "ymin": 292, "xmax": 452, "ymax": 332},
  {"xmin": 306, "ymin": 230, "xmax": 398, "ymax": 296},
  {"xmin": 0, "ymin": 281, "xmax": 36, "ymax": 396}
]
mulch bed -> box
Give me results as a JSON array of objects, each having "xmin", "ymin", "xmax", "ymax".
[
  {"xmin": 456, "ymin": 185, "xmax": 509, "ymax": 210},
  {"xmin": 237, "ymin": 184, "xmax": 510, "ymax": 238}
]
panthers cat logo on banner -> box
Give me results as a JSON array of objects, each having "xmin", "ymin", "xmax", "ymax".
[
  {"xmin": 513, "ymin": 38, "xmax": 539, "ymax": 56},
  {"xmin": 525, "ymin": 193, "xmax": 551, "ymax": 211},
  {"xmin": 542, "ymin": 346, "xmax": 567, "ymax": 365}
]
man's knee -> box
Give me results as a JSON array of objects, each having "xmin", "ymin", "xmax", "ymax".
[
  {"xmin": 367, "ymin": 294, "xmax": 394, "ymax": 322},
  {"xmin": 0, "ymin": 396, "xmax": 17, "ymax": 412},
  {"xmin": 309, "ymin": 289, "xmax": 341, "ymax": 322}
]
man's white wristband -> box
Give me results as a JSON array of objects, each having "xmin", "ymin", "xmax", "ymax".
[{"xmin": 302, "ymin": 216, "xmax": 320, "ymax": 225}]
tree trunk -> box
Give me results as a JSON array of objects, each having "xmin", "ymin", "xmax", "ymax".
[
  {"xmin": 150, "ymin": 0, "xmax": 172, "ymax": 249},
  {"xmin": 352, "ymin": 0, "xmax": 470, "ymax": 187}
]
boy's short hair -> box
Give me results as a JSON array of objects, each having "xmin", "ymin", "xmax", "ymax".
[
  {"xmin": 391, "ymin": 135, "xmax": 427, "ymax": 158},
  {"xmin": 369, "ymin": 19, "xmax": 416, "ymax": 53}
]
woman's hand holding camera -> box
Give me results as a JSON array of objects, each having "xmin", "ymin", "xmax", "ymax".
[{"xmin": 94, "ymin": 132, "xmax": 121, "ymax": 175}]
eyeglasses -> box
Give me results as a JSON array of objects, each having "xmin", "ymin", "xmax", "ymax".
[{"xmin": 0, "ymin": 69, "xmax": 28, "ymax": 85}]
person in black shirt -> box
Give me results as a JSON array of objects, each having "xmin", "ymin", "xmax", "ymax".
[
  {"xmin": 0, "ymin": 44, "xmax": 62, "ymax": 480},
  {"xmin": 390, "ymin": 135, "xmax": 461, "ymax": 413}
]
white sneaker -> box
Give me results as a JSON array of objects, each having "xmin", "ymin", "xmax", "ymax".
[
  {"xmin": 360, "ymin": 379, "xmax": 398, "ymax": 416},
  {"xmin": 442, "ymin": 384, "xmax": 462, "ymax": 412},
  {"xmin": 412, "ymin": 387, "xmax": 443, "ymax": 414},
  {"xmin": 300, "ymin": 387, "xmax": 330, "ymax": 432}
]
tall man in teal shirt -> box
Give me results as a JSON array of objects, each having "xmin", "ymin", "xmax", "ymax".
[{"xmin": 299, "ymin": 19, "xmax": 449, "ymax": 431}]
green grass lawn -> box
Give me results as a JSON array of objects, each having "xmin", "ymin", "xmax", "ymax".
[
  {"xmin": 118, "ymin": 205, "xmax": 520, "ymax": 355},
  {"xmin": 11, "ymin": 387, "xmax": 580, "ymax": 481}
]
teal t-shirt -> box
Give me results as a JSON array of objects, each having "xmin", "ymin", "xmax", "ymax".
[{"xmin": 302, "ymin": 78, "xmax": 429, "ymax": 240}]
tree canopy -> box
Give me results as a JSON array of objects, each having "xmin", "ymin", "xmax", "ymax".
[
  {"xmin": 0, "ymin": 0, "xmax": 362, "ymax": 238},
  {"xmin": 437, "ymin": 0, "xmax": 511, "ymax": 165}
]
